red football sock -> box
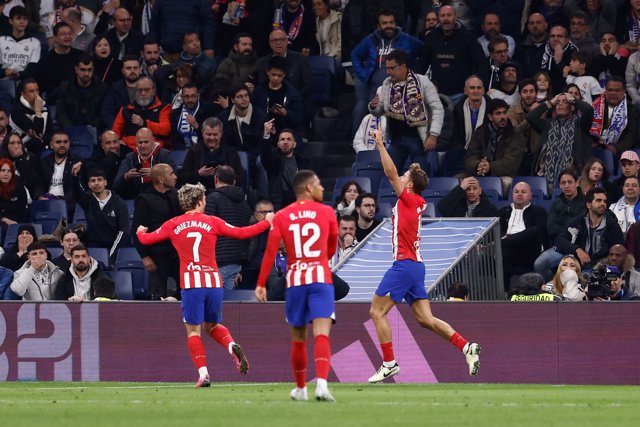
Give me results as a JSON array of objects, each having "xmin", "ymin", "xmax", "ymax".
[
  {"xmin": 187, "ymin": 336, "xmax": 207, "ymax": 369},
  {"xmin": 209, "ymin": 324, "xmax": 234, "ymax": 350},
  {"xmin": 313, "ymin": 335, "xmax": 331, "ymax": 380},
  {"xmin": 291, "ymin": 340, "xmax": 307, "ymax": 388},
  {"xmin": 449, "ymin": 332, "xmax": 469, "ymax": 352},
  {"xmin": 381, "ymin": 341, "xmax": 395, "ymax": 362}
]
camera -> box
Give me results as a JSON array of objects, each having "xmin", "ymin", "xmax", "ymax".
[{"xmin": 585, "ymin": 265, "xmax": 617, "ymax": 300}]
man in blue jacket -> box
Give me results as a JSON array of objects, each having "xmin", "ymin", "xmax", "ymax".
[{"xmin": 350, "ymin": 8, "xmax": 422, "ymax": 136}]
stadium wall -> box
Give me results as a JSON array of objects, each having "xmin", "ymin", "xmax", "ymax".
[{"xmin": 0, "ymin": 302, "xmax": 638, "ymax": 385}]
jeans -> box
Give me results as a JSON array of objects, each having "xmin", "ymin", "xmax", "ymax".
[
  {"xmin": 533, "ymin": 249, "xmax": 565, "ymax": 282},
  {"xmin": 388, "ymin": 134, "xmax": 428, "ymax": 173},
  {"xmin": 218, "ymin": 263, "xmax": 242, "ymax": 290}
]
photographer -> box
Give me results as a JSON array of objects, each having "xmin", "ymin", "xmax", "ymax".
[{"xmin": 587, "ymin": 264, "xmax": 640, "ymax": 301}]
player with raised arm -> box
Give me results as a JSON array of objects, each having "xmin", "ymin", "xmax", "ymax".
[
  {"xmin": 367, "ymin": 130, "xmax": 481, "ymax": 383},
  {"xmin": 137, "ymin": 183, "xmax": 274, "ymax": 388},
  {"xmin": 255, "ymin": 170, "xmax": 339, "ymax": 402}
]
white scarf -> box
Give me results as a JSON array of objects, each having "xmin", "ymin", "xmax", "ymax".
[
  {"xmin": 463, "ymin": 98, "xmax": 486, "ymax": 149},
  {"xmin": 9, "ymin": 96, "xmax": 49, "ymax": 144}
]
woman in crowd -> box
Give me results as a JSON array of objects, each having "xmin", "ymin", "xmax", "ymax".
[
  {"xmin": 547, "ymin": 254, "xmax": 586, "ymax": 301},
  {"xmin": 0, "ymin": 159, "xmax": 29, "ymax": 232},
  {"xmin": 91, "ymin": 35, "xmax": 122, "ymax": 86},
  {"xmin": 0, "ymin": 224, "xmax": 37, "ymax": 272},
  {"xmin": 312, "ymin": 0, "xmax": 342, "ymax": 62},
  {"xmin": 578, "ymin": 157, "xmax": 611, "ymax": 196},
  {"xmin": 534, "ymin": 71, "xmax": 553, "ymax": 102},
  {"xmin": 161, "ymin": 64, "xmax": 194, "ymax": 109},
  {"xmin": 0, "ymin": 133, "xmax": 43, "ymax": 200},
  {"xmin": 334, "ymin": 180, "xmax": 363, "ymax": 217}
]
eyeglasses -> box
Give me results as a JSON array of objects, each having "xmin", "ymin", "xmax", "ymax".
[
  {"xmin": 385, "ymin": 64, "xmax": 402, "ymax": 72},
  {"xmin": 256, "ymin": 210, "xmax": 274, "ymax": 214}
]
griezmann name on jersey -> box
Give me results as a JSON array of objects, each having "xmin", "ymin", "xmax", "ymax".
[{"xmin": 392, "ymin": 188, "xmax": 426, "ymax": 262}]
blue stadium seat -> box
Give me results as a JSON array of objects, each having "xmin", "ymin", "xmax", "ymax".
[
  {"xmin": 355, "ymin": 150, "xmax": 381, "ymax": 165},
  {"xmin": 310, "ymin": 67, "xmax": 332, "ymax": 103},
  {"xmin": 375, "ymin": 202, "xmax": 393, "ymax": 220},
  {"xmin": 594, "ymin": 148, "xmax": 615, "ymax": 177},
  {"xmin": 0, "ymin": 79, "xmax": 16, "ymax": 113},
  {"xmin": 106, "ymin": 270, "xmax": 133, "ymax": 300},
  {"xmin": 169, "ymin": 149, "xmax": 188, "ymax": 171},
  {"xmin": 332, "ymin": 176, "xmax": 372, "ymax": 203},
  {"xmin": 72, "ymin": 204, "xmax": 87, "ymax": 224},
  {"xmin": 3, "ymin": 223, "xmax": 43, "ymax": 249},
  {"xmin": 47, "ymin": 246, "xmax": 63, "ymax": 259},
  {"xmin": 88, "ymin": 246, "xmax": 111, "ymax": 270},
  {"xmin": 29, "ymin": 199, "xmax": 68, "ymax": 222},
  {"xmin": 223, "ymin": 289, "xmax": 257, "ymax": 302},
  {"xmin": 65, "ymin": 126, "xmax": 97, "ymax": 159},
  {"xmin": 510, "ymin": 176, "xmax": 549, "ymax": 200},
  {"xmin": 114, "ymin": 247, "xmax": 149, "ymax": 299},
  {"xmin": 423, "ymin": 177, "xmax": 458, "ymax": 198},
  {"xmin": 378, "ymin": 179, "xmax": 398, "ymax": 205},
  {"xmin": 354, "ymin": 164, "xmax": 384, "ymax": 195},
  {"xmin": 423, "ymin": 202, "xmax": 436, "ymax": 218},
  {"xmin": 125, "ymin": 199, "xmax": 134, "ymax": 225},
  {"xmin": 307, "ymin": 55, "xmax": 336, "ymax": 75},
  {"xmin": 476, "ymin": 176, "xmax": 505, "ymax": 199},
  {"xmin": 535, "ymin": 199, "xmax": 553, "ymax": 212}
]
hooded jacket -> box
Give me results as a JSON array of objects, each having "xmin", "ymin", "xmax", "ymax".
[
  {"xmin": 54, "ymin": 258, "xmax": 105, "ymax": 301},
  {"xmin": 10, "ymin": 260, "xmax": 64, "ymax": 301},
  {"xmin": 215, "ymin": 50, "xmax": 259, "ymax": 88}
]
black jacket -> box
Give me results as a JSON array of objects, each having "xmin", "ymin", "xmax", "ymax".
[
  {"xmin": 204, "ymin": 185, "xmax": 251, "ymax": 266},
  {"xmin": 255, "ymin": 51, "xmax": 313, "ymax": 99},
  {"xmin": 437, "ymin": 186, "xmax": 499, "ymax": 218},
  {"xmin": 103, "ymin": 28, "xmax": 145, "ymax": 61},
  {"xmin": 132, "ymin": 187, "xmax": 181, "ymax": 259},
  {"xmin": 54, "ymin": 262, "xmax": 107, "ymax": 301},
  {"xmin": 546, "ymin": 192, "xmax": 587, "ymax": 244},
  {"xmin": 464, "ymin": 123, "xmax": 525, "ymax": 178},
  {"xmin": 261, "ymin": 136, "xmax": 311, "ymax": 210},
  {"xmin": 101, "ymin": 79, "xmax": 131, "ymax": 130},
  {"xmin": 83, "ymin": 144, "xmax": 134, "ymax": 188},
  {"xmin": 0, "ymin": 179, "xmax": 29, "ymax": 224},
  {"xmin": 56, "ymin": 76, "xmax": 108, "ymax": 129},
  {"xmin": 0, "ymin": 150, "xmax": 43, "ymax": 199},
  {"xmin": 178, "ymin": 141, "xmax": 244, "ymax": 190},
  {"xmin": 499, "ymin": 204, "xmax": 548, "ymax": 264},
  {"xmin": 169, "ymin": 101, "xmax": 219, "ymax": 150},
  {"xmin": 219, "ymin": 106, "xmax": 267, "ymax": 154},
  {"xmin": 40, "ymin": 154, "xmax": 80, "ymax": 213}
]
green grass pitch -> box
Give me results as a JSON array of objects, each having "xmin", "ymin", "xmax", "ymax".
[{"xmin": 1, "ymin": 382, "xmax": 638, "ymax": 427}]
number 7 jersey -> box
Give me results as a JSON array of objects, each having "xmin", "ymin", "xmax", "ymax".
[
  {"xmin": 137, "ymin": 211, "xmax": 270, "ymax": 289},
  {"xmin": 257, "ymin": 200, "xmax": 339, "ymax": 289}
]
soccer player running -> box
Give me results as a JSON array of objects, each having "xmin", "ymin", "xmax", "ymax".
[
  {"xmin": 137, "ymin": 183, "xmax": 274, "ymax": 387},
  {"xmin": 367, "ymin": 130, "xmax": 481, "ymax": 383},
  {"xmin": 255, "ymin": 170, "xmax": 339, "ymax": 402}
]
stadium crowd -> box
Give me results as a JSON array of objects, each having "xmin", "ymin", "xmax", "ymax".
[{"xmin": 0, "ymin": 0, "xmax": 640, "ymax": 301}]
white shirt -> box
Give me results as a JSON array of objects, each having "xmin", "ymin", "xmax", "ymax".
[{"xmin": 49, "ymin": 160, "xmax": 66, "ymax": 196}]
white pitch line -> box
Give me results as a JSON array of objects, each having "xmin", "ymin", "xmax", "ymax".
[{"xmin": 21, "ymin": 382, "xmax": 283, "ymax": 391}]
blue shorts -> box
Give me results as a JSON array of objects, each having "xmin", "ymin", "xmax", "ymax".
[
  {"xmin": 285, "ymin": 283, "xmax": 335, "ymax": 328},
  {"xmin": 181, "ymin": 288, "xmax": 223, "ymax": 325},
  {"xmin": 375, "ymin": 260, "xmax": 428, "ymax": 305}
]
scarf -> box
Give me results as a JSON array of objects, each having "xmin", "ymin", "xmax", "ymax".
[
  {"xmin": 629, "ymin": 9, "xmax": 640, "ymax": 44},
  {"xmin": 463, "ymin": 98, "xmax": 486, "ymax": 148},
  {"xmin": 486, "ymin": 123, "xmax": 504, "ymax": 162},
  {"xmin": 590, "ymin": 96, "xmax": 628, "ymax": 145},
  {"xmin": 176, "ymin": 102, "xmax": 200, "ymax": 147},
  {"xmin": 386, "ymin": 70, "xmax": 428, "ymax": 127},
  {"xmin": 9, "ymin": 96, "xmax": 49, "ymax": 144},
  {"xmin": 544, "ymin": 117, "xmax": 575, "ymax": 185},
  {"xmin": 541, "ymin": 40, "xmax": 577, "ymax": 71},
  {"xmin": 273, "ymin": 3, "xmax": 305, "ymax": 42}
]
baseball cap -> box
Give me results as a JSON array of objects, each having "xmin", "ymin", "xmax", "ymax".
[
  {"xmin": 606, "ymin": 265, "xmax": 621, "ymax": 278},
  {"xmin": 499, "ymin": 61, "xmax": 517, "ymax": 75},
  {"xmin": 620, "ymin": 150, "xmax": 640, "ymax": 163}
]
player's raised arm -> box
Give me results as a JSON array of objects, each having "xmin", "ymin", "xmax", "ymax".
[
  {"xmin": 215, "ymin": 216, "xmax": 271, "ymax": 240},
  {"xmin": 373, "ymin": 129, "xmax": 405, "ymax": 195}
]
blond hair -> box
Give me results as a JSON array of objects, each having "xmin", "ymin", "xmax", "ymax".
[
  {"xmin": 178, "ymin": 183, "xmax": 206, "ymax": 212},
  {"xmin": 552, "ymin": 255, "xmax": 585, "ymax": 294}
]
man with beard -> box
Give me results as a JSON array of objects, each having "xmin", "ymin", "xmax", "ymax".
[
  {"xmin": 477, "ymin": 13, "xmax": 516, "ymax": 58},
  {"xmin": 54, "ymin": 244, "xmax": 109, "ymax": 301},
  {"xmin": 215, "ymin": 33, "xmax": 259, "ymax": 90},
  {"xmin": 83, "ymin": 130, "xmax": 133, "ymax": 187},
  {"xmin": 139, "ymin": 39, "xmax": 167, "ymax": 81},
  {"xmin": 37, "ymin": 22, "xmax": 83, "ymax": 104},
  {"xmin": 39, "ymin": 130, "xmax": 80, "ymax": 215},
  {"xmin": 112, "ymin": 76, "xmax": 171, "ymax": 149},
  {"xmin": 437, "ymin": 176, "xmax": 499, "ymax": 218},
  {"xmin": 487, "ymin": 62, "xmax": 521, "ymax": 106},
  {"xmin": 354, "ymin": 193, "xmax": 380, "ymax": 242},
  {"xmin": 169, "ymin": 83, "xmax": 217, "ymax": 149},
  {"xmin": 56, "ymin": 54, "xmax": 107, "ymax": 129},
  {"xmin": 507, "ymin": 79, "xmax": 541, "ymax": 175},
  {"xmin": 516, "ymin": 12, "xmax": 549, "ymax": 78},
  {"xmin": 464, "ymin": 99, "xmax": 524, "ymax": 192},
  {"xmin": 102, "ymin": 55, "xmax": 141, "ymax": 129},
  {"xmin": 272, "ymin": 0, "xmax": 318, "ymax": 55}
]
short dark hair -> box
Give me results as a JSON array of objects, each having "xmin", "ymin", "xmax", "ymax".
[
  {"xmin": 518, "ymin": 78, "xmax": 537, "ymax": 93},
  {"xmin": 70, "ymin": 243, "xmax": 89, "ymax": 257},
  {"xmin": 27, "ymin": 241, "xmax": 47, "ymax": 254},
  {"xmin": 447, "ymin": 282, "xmax": 469, "ymax": 299},
  {"xmin": 558, "ymin": 167, "xmax": 579, "ymax": 182},
  {"xmin": 215, "ymin": 165, "xmax": 236, "ymax": 185},
  {"xmin": 292, "ymin": 170, "xmax": 317, "ymax": 196},
  {"xmin": 605, "ymin": 75, "xmax": 625, "ymax": 88},
  {"xmin": 355, "ymin": 193, "xmax": 376, "ymax": 208},
  {"xmin": 87, "ymin": 168, "xmax": 107, "ymax": 180},
  {"xmin": 570, "ymin": 50, "xmax": 592, "ymax": 67},
  {"xmin": 92, "ymin": 276, "xmax": 116, "ymax": 299},
  {"xmin": 385, "ymin": 49, "xmax": 409, "ymax": 66},
  {"xmin": 233, "ymin": 32, "xmax": 252, "ymax": 44},
  {"xmin": 277, "ymin": 128, "xmax": 296, "ymax": 141},
  {"xmin": 377, "ymin": 8, "xmax": 396, "ymax": 22},
  {"xmin": 339, "ymin": 215, "xmax": 356, "ymax": 225},
  {"xmin": 19, "ymin": 78, "xmax": 38, "ymax": 93},
  {"xmin": 488, "ymin": 35, "xmax": 509, "ymax": 52},
  {"xmin": 623, "ymin": 175, "xmax": 640, "ymax": 186},
  {"xmin": 53, "ymin": 21, "xmax": 71, "ymax": 36},
  {"xmin": 569, "ymin": 9, "xmax": 590, "ymax": 24},
  {"xmin": 142, "ymin": 36, "xmax": 159, "ymax": 47},
  {"xmin": 182, "ymin": 31, "xmax": 198, "ymax": 44},
  {"xmin": 267, "ymin": 56, "xmax": 288, "ymax": 73},
  {"xmin": 9, "ymin": 6, "xmax": 28, "ymax": 20},
  {"xmin": 585, "ymin": 187, "xmax": 607, "ymax": 205},
  {"xmin": 121, "ymin": 54, "xmax": 139, "ymax": 64},
  {"xmin": 77, "ymin": 53, "xmax": 93, "ymax": 66},
  {"xmin": 487, "ymin": 98, "xmax": 509, "ymax": 115},
  {"xmin": 230, "ymin": 83, "xmax": 250, "ymax": 98},
  {"xmin": 408, "ymin": 163, "xmax": 428, "ymax": 194},
  {"xmin": 181, "ymin": 82, "xmax": 198, "ymax": 92}
]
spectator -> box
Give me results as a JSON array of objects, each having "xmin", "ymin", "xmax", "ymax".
[
  {"xmin": 353, "ymin": 113, "xmax": 387, "ymax": 153},
  {"xmin": 534, "ymin": 70, "xmax": 553, "ymax": 102},
  {"xmin": 590, "ymin": 32, "xmax": 627, "ymax": 84},
  {"xmin": 39, "ymin": 130, "xmax": 79, "ymax": 216},
  {"xmin": 446, "ymin": 282, "xmax": 469, "ymax": 301},
  {"xmin": 464, "ymin": 98, "xmax": 524, "ymax": 190},
  {"xmin": 138, "ymin": 38, "xmax": 166, "ymax": 81},
  {"xmin": 334, "ymin": 179, "xmax": 362, "ymax": 217},
  {"xmin": 590, "ymin": 76, "xmax": 640, "ymax": 157},
  {"xmin": 0, "ymin": 132, "xmax": 43, "ymax": 199},
  {"xmin": 160, "ymin": 63, "xmax": 194, "ymax": 109},
  {"xmin": 478, "ymin": 36, "xmax": 516, "ymax": 91},
  {"xmin": 214, "ymin": 32, "xmax": 259, "ymax": 90},
  {"xmin": 540, "ymin": 25, "xmax": 578, "ymax": 94},
  {"xmin": 354, "ymin": 192, "xmax": 380, "ymax": 241},
  {"xmin": 132, "ymin": 163, "xmax": 181, "ymax": 300},
  {"xmin": 0, "ymin": 108, "xmax": 9, "ymax": 144},
  {"xmin": 526, "ymin": 92, "xmax": 594, "ymax": 187},
  {"xmin": 204, "ymin": 165, "xmax": 251, "ymax": 289},
  {"xmin": 369, "ymin": 49, "xmax": 443, "ymax": 173},
  {"xmin": 56, "ymin": 54, "xmax": 107, "ymax": 129},
  {"xmin": 477, "ymin": 13, "xmax": 516, "ymax": 58},
  {"xmin": 54, "ymin": 243, "xmax": 109, "ymax": 301},
  {"xmin": 174, "ymin": 31, "xmax": 217, "ymax": 88},
  {"xmin": 273, "ymin": 0, "xmax": 318, "ymax": 55},
  {"xmin": 42, "ymin": 0, "xmax": 95, "ymax": 44},
  {"xmin": 609, "ymin": 175, "xmax": 640, "ymax": 235},
  {"xmin": 51, "ymin": 229, "xmax": 80, "ymax": 272},
  {"xmin": 9, "ymin": 79, "xmax": 52, "ymax": 153},
  {"xmin": 606, "ymin": 243, "xmax": 640, "ymax": 296},
  {"xmin": 499, "ymin": 182, "xmax": 548, "ymax": 291},
  {"xmin": 609, "ymin": 150, "xmax": 640, "ymax": 202},
  {"xmin": 578, "ymin": 157, "xmax": 610, "ymax": 196},
  {"xmin": 546, "ymin": 254, "xmax": 586, "ymax": 301},
  {"xmin": 515, "ymin": 13, "xmax": 548, "ymax": 78},
  {"xmin": 91, "ymin": 34, "xmax": 122, "ymax": 85},
  {"xmin": 252, "ymin": 56, "xmax": 304, "ymax": 142},
  {"xmin": 101, "ymin": 55, "xmax": 141, "ymax": 130},
  {"xmin": 351, "ymin": 9, "xmax": 422, "ymax": 134},
  {"xmin": 113, "ymin": 127, "xmax": 175, "ymax": 199},
  {"xmin": 10, "ymin": 241, "xmax": 64, "ymax": 300},
  {"xmin": 507, "ymin": 79, "xmax": 541, "ymax": 175},
  {"xmin": 242, "ymin": 199, "xmax": 277, "ymax": 289},
  {"xmin": 0, "ymin": 6, "xmax": 40, "ymax": 81},
  {"xmin": 0, "ymin": 264, "xmax": 15, "ymax": 300},
  {"xmin": 534, "ymin": 168, "xmax": 587, "ymax": 280},
  {"xmin": 260, "ymin": 121, "xmax": 310, "ymax": 209},
  {"xmin": 509, "ymin": 272, "xmax": 558, "ymax": 301},
  {"xmin": 312, "ymin": 0, "xmax": 342, "ymax": 61},
  {"xmin": 112, "ymin": 76, "xmax": 171, "ymax": 149},
  {"xmin": 564, "ymin": 50, "xmax": 602, "ymax": 103},
  {"xmin": 329, "ymin": 215, "xmax": 357, "ymax": 267},
  {"xmin": 487, "ymin": 62, "xmax": 522, "ymax": 106},
  {"xmin": 178, "ymin": 116, "xmax": 244, "ymax": 191},
  {"xmin": 169, "ymin": 82, "xmax": 217, "ymax": 150},
  {"xmin": 452, "ymin": 76, "xmax": 488, "ymax": 152},
  {"xmin": 588, "ymin": 263, "xmax": 640, "ymax": 300},
  {"xmin": 72, "ymin": 166, "xmax": 129, "ymax": 258},
  {"xmin": 0, "ymin": 157, "xmax": 28, "ymax": 230},
  {"xmin": 619, "ymin": 0, "xmax": 640, "ymax": 55},
  {"xmin": 0, "ymin": 1, "xmax": 10, "ymax": 36},
  {"xmin": 219, "ymin": 83, "xmax": 266, "ymax": 154},
  {"xmin": 420, "ymin": 5, "xmax": 484, "ymax": 103},
  {"xmin": 555, "ymin": 188, "xmax": 624, "ymax": 270},
  {"xmin": 564, "ymin": 0, "xmax": 616, "ymax": 40},
  {"xmin": 527, "ymin": 0, "xmax": 568, "ymax": 31},
  {"xmin": 83, "ymin": 130, "xmax": 133, "ymax": 187},
  {"xmin": 437, "ymin": 176, "xmax": 499, "ymax": 218},
  {"xmin": 37, "ymin": 22, "xmax": 83, "ymax": 104},
  {"xmin": 0, "ymin": 223, "xmax": 37, "ymax": 271},
  {"xmin": 91, "ymin": 275, "xmax": 117, "ymax": 300},
  {"xmin": 61, "ymin": 6, "xmax": 94, "ymax": 52},
  {"xmin": 149, "ymin": 0, "xmax": 215, "ymax": 63},
  {"xmin": 567, "ymin": 9, "xmax": 599, "ymax": 58},
  {"xmin": 104, "ymin": 8, "xmax": 144, "ymax": 61}
]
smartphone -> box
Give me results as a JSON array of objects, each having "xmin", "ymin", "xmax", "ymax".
[{"xmin": 204, "ymin": 162, "xmax": 220, "ymax": 168}]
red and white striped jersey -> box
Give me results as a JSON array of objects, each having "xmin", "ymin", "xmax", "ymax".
[
  {"xmin": 391, "ymin": 188, "xmax": 426, "ymax": 262},
  {"xmin": 137, "ymin": 211, "xmax": 270, "ymax": 289},
  {"xmin": 257, "ymin": 200, "xmax": 338, "ymax": 289}
]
